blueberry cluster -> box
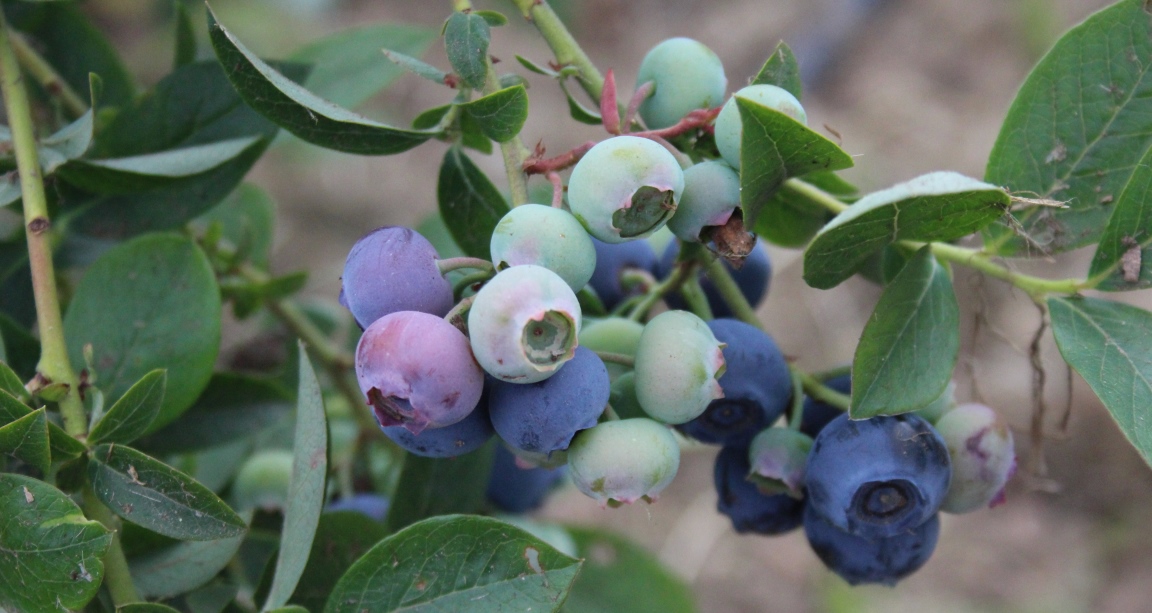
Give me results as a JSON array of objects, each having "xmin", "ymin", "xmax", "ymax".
[{"xmin": 338, "ymin": 36, "xmax": 1017, "ymax": 586}]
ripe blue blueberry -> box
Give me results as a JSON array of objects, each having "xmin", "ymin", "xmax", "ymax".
[
  {"xmin": 714, "ymin": 444, "xmax": 804, "ymax": 535},
  {"xmin": 660, "ymin": 239, "xmax": 772, "ymax": 319},
  {"xmin": 468, "ymin": 265, "xmax": 581, "ymax": 384},
  {"xmin": 381, "ymin": 386, "xmax": 494, "ymax": 458},
  {"xmin": 715, "ymin": 84, "xmax": 807, "ymax": 170},
  {"xmin": 578, "ymin": 317, "xmax": 644, "ymax": 380},
  {"xmin": 355, "ymin": 310, "xmax": 484, "ymax": 434},
  {"xmin": 567, "ymin": 418, "xmax": 680, "ymax": 507},
  {"xmin": 666, "ymin": 161, "xmax": 741, "ymax": 243},
  {"xmin": 588, "ymin": 238, "xmax": 659, "ymax": 310},
  {"xmin": 748, "ymin": 428, "xmax": 813, "ymax": 498},
  {"xmin": 634, "ymin": 310, "xmax": 726, "ymax": 425},
  {"xmin": 805, "ymin": 413, "xmax": 951, "ymax": 539},
  {"xmin": 804, "ymin": 505, "xmax": 940, "ymax": 586},
  {"xmin": 635, "ymin": 37, "xmax": 727, "ymax": 130},
  {"xmin": 341, "ymin": 226, "xmax": 454, "ymax": 327},
  {"xmin": 799, "ymin": 374, "xmax": 850, "ymax": 437},
  {"xmin": 488, "ymin": 346, "xmax": 610, "ymax": 455},
  {"xmin": 935, "ymin": 403, "xmax": 1016, "ymax": 513},
  {"xmin": 567, "ymin": 135, "xmax": 685, "ymax": 243},
  {"xmin": 490, "ymin": 204, "xmax": 597, "ymax": 292},
  {"xmin": 676, "ymin": 319, "xmax": 791, "ymax": 446},
  {"xmin": 325, "ymin": 494, "xmax": 391, "ymax": 521},
  {"xmin": 487, "ymin": 444, "xmax": 567, "ymax": 513}
]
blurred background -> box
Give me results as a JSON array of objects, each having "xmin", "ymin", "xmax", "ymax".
[{"xmin": 77, "ymin": 0, "xmax": 1152, "ymax": 610}]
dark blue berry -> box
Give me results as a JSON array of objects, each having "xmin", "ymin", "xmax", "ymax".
[
  {"xmin": 588, "ymin": 238, "xmax": 659, "ymax": 310},
  {"xmin": 714, "ymin": 445, "xmax": 804, "ymax": 535},
  {"xmin": 486, "ymin": 445, "xmax": 566, "ymax": 513},
  {"xmin": 800, "ymin": 374, "xmax": 850, "ymax": 437},
  {"xmin": 676, "ymin": 319, "xmax": 791, "ymax": 446},
  {"xmin": 804, "ymin": 505, "xmax": 940, "ymax": 586},
  {"xmin": 805, "ymin": 413, "xmax": 950, "ymax": 539},
  {"xmin": 381, "ymin": 386, "xmax": 494, "ymax": 458},
  {"xmin": 325, "ymin": 494, "xmax": 390, "ymax": 521},
  {"xmin": 660, "ymin": 240, "xmax": 771, "ymax": 318}
]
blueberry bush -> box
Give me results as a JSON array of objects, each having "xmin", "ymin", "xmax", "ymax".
[{"xmin": 0, "ymin": 0, "xmax": 1150, "ymax": 610}]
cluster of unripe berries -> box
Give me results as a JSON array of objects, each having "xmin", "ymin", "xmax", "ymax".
[{"xmin": 339, "ymin": 36, "xmax": 1016, "ymax": 587}]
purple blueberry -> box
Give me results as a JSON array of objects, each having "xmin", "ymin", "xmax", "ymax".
[
  {"xmin": 634, "ymin": 310, "xmax": 726, "ymax": 425},
  {"xmin": 341, "ymin": 226, "xmax": 454, "ymax": 327},
  {"xmin": 490, "ymin": 204, "xmax": 597, "ymax": 292},
  {"xmin": 488, "ymin": 346, "xmax": 610, "ymax": 455},
  {"xmin": 800, "ymin": 374, "xmax": 850, "ymax": 437},
  {"xmin": 381, "ymin": 386, "xmax": 494, "ymax": 458},
  {"xmin": 805, "ymin": 413, "xmax": 950, "ymax": 539},
  {"xmin": 936, "ymin": 403, "xmax": 1016, "ymax": 513},
  {"xmin": 714, "ymin": 444, "xmax": 804, "ymax": 535},
  {"xmin": 661, "ymin": 239, "xmax": 772, "ymax": 319},
  {"xmin": 355, "ymin": 311, "xmax": 484, "ymax": 434},
  {"xmin": 804, "ymin": 505, "xmax": 940, "ymax": 586},
  {"xmin": 567, "ymin": 418, "xmax": 680, "ymax": 507},
  {"xmin": 676, "ymin": 318, "xmax": 791, "ymax": 446},
  {"xmin": 325, "ymin": 494, "xmax": 391, "ymax": 521},
  {"xmin": 588, "ymin": 238, "xmax": 659, "ymax": 310},
  {"xmin": 486, "ymin": 445, "xmax": 567, "ymax": 513}
]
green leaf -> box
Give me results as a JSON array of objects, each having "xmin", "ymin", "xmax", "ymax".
[
  {"xmin": 88, "ymin": 443, "xmax": 247, "ymax": 541},
  {"xmin": 803, "ymin": 171, "xmax": 1009, "ymax": 290},
  {"xmin": 136, "ymin": 373, "xmax": 291, "ymax": 454},
  {"xmin": 0, "ymin": 474, "xmax": 112, "ymax": 612},
  {"xmin": 263, "ymin": 349, "xmax": 328, "ymax": 611},
  {"xmin": 173, "ymin": 0, "xmax": 197, "ymax": 68},
  {"xmin": 561, "ymin": 80, "xmax": 601, "ymax": 125},
  {"xmin": 1049, "ymin": 296, "xmax": 1152, "ymax": 468},
  {"xmin": 280, "ymin": 511, "xmax": 388, "ymax": 612},
  {"xmin": 751, "ymin": 41, "xmax": 802, "ymax": 100},
  {"xmin": 6, "ymin": 2, "xmax": 135, "ymax": 107},
  {"xmin": 194, "ymin": 182, "xmax": 277, "ymax": 270},
  {"xmin": 516, "ymin": 55, "xmax": 558, "ymax": 77},
  {"xmin": 38, "ymin": 109, "xmax": 93, "ymax": 172},
  {"xmin": 326, "ymin": 515, "xmax": 581, "ymax": 613},
  {"xmin": 1088, "ymin": 144, "xmax": 1152, "ymax": 290},
  {"xmin": 129, "ymin": 530, "xmax": 247, "ymax": 599},
  {"xmin": 737, "ymin": 97, "xmax": 853, "ymax": 227},
  {"xmin": 0, "ymin": 359, "xmax": 24, "ymax": 399},
  {"xmin": 88, "ymin": 369, "xmax": 167, "ymax": 446},
  {"xmin": 291, "ymin": 24, "xmax": 437, "ymax": 109},
  {"xmin": 381, "ymin": 48, "xmax": 448, "ymax": 86},
  {"xmin": 0, "ymin": 389, "xmax": 86, "ymax": 460},
  {"xmin": 64, "ymin": 234, "xmax": 220, "ymax": 431},
  {"xmin": 436, "ymin": 147, "xmax": 510, "ymax": 261},
  {"xmin": 0, "ymin": 407, "xmax": 50, "ymax": 473},
  {"xmin": 562, "ymin": 526, "xmax": 696, "ymax": 613},
  {"xmin": 57, "ymin": 136, "xmax": 262, "ymax": 193},
  {"xmin": 119, "ymin": 603, "xmax": 183, "ymax": 613},
  {"xmin": 754, "ymin": 173, "xmax": 854, "ymax": 247},
  {"xmin": 62, "ymin": 60, "xmax": 295, "ymax": 239},
  {"xmin": 443, "ymin": 11, "xmax": 490, "ymax": 90},
  {"xmin": 208, "ymin": 9, "xmax": 438, "ymax": 155},
  {"xmin": 984, "ymin": 0, "xmax": 1152, "ymax": 255},
  {"xmin": 850, "ymin": 246, "xmax": 959, "ymax": 419},
  {"xmin": 460, "ymin": 84, "xmax": 529, "ymax": 143},
  {"xmin": 474, "ymin": 10, "xmax": 509, "ymax": 27},
  {"xmin": 383, "ymin": 443, "xmax": 495, "ymax": 534}
]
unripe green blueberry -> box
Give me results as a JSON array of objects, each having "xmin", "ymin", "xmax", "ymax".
[
  {"xmin": 914, "ymin": 380, "xmax": 957, "ymax": 424},
  {"xmin": 468, "ymin": 265, "xmax": 582, "ymax": 383},
  {"xmin": 567, "ymin": 418, "xmax": 680, "ymax": 506},
  {"xmin": 635, "ymin": 37, "xmax": 727, "ymax": 130},
  {"xmin": 936, "ymin": 403, "xmax": 1016, "ymax": 514},
  {"xmin": 715, "ymin": 84, "xmax": 807, "ymax": 170},
  {"xmin": 579, "ymin": 317, "xmax": 644, "ymax": 380},
  {"xmin": 232, "ymin": 449, "xmax": 294, "ymax": 512},
  {"xmin": 490, "ymin": 204, "xmax": 597, "ymax": 292},
  {"xmin": 634, "ymin": 310, "xmax": 726, "ymax": 424},
  {"xmin": 608, "ymin": 371, "xmax": 647, "ymax": 420},
  {"xmin": 748, "ymin": 428, "xmax": 813, "ymax": 498},
  {"xmin": 567, "ymin": 135, "xmax": 685, "ymax": 243},
  {"xmin": 666, "ymin": 161, "xmax": 741, "ymax": 243}
]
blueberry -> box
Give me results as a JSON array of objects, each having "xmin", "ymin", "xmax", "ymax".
[
  {"xmin": 231, "ymin": 450, "xmax": 294, "ymax": 512},
  {"xmin": 588, "ymin": 238, "xmax": 659, "ymax": 310},
  {"xmin": 578, "ymin": 317, "xmax": 644, "ymax": 380},
  {"xmin": 660, "ymin": 240, "xmax": 772, "ymax": 319},
  {"xmin": 914, "ymin": 380, "xmax": 957, "ymax": 424},
  {"xmin": 635, "ymin": 37, "xmax": 727, "ymax": 130},
  {"xmin": 567, "ymin": 418, "xmax": 680, "ymax": 506},
  {"xmin": 935, "ymin": 403, "xmax": 1016, "ymax": 514},
  {"xmin": 747, "ymin": 428, "xmax": 813, "ymax": 498},
  {"xmin": 325, "ymin": 494, "xmax": 391, "ymax": 521},
  {"xmin": 676, "ymin": 318, "xmax": 791, "ymax": 446},
  {"xmin": 381, "ymin": 385, "xmax": 494, "ymax": 458},
  {"xmin": 355, "ymin": 311, "xmax": 484, "ymax": 434},
  {"xmin": 341, "ymin": 226, "xmax": 454, "ymax": 327},
  {"xmin": 634, "ymin": 310, "xmax": 726, "ymax": 425},
  {"xmin": 714, "ymin": 444, "xmax": 804, "ymax": 535},
  {"xmin": 489, "ymin": 346, "xmax": 610, "ymax": 455},
  {"xmin": 805, "ymin": 413, "xmax": 950, "ymax": 539},
  {"xmin": 567, "ymin": 135, "xmax": 685, "ymax": 243},
  {"xmin": 804, "ymin": 505, "xmax": 940, "ymax": 586},
  {"xmin": 490, "ymin": 204, "xmax": 597, "ymax": 292},
  {"xmin": 468, "ymin": 265, "xmax": 581, "ymax": 384},
  {"xmin": 714, "ymin": 84, "xmax": 807, "ymax": 170},
  {"xmin": 608, "ymin": 371, "xmax": 647, "ymax": 420},
  {"xmin": 799, "ymin": 374, "xmax": 851, "ymax": 437},
  {"xmin": 487, "ymin": 444, "xmax": 567, "ymax": 513},
  {"xmin": 666, "ymin": 161, "xmax": 741, "ymax": 243}
]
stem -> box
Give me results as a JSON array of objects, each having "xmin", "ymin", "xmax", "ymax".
[
  {"xmin": 437, "ymin": 256, "xmax": 494, "ymax": 275},
  {"xmin": 481, "ymin": 55, "xmax": 532, "ymax": 206},
  {"xmin": 798, "ymin": 372, "xmax": 851, "ymax": 411},
  {"xmin": 628, "ymin": 259, "xmax": 696, "ymax": 322},
  {"xmin": 594, "ymin": 351, "xmax": 635, "ymax": 368},
  {"xmin": 82, "ymin": 487, "xmax": 140, "ymax": 605},
  {"xmin": 787, "ymin": 368, "xmax": 805, "ymax": 431},
  {"xmin": 678, "ymin": 273, "xmax": 714, "ymax": 321},
  {"xmin": 701, "ymin": 254, "xmax": 759, "ymax": 326},
  {"xmin": 452, "ymin": 269, "xmax": 494, "ymax": 298},
  {"xmin": 0, "ymin": 10, "xmax": 86, "ymax": 437},
  {"xmin": 509, "ymin": 0, "xmax": 604, "ymax": 102},
  {"xmin": 784, "ymin": 177, "xmax": 849, "ymax": 214},
  {"xmin": 10, "ymin": 32, "xmax": 87, "ymax": 118}
]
